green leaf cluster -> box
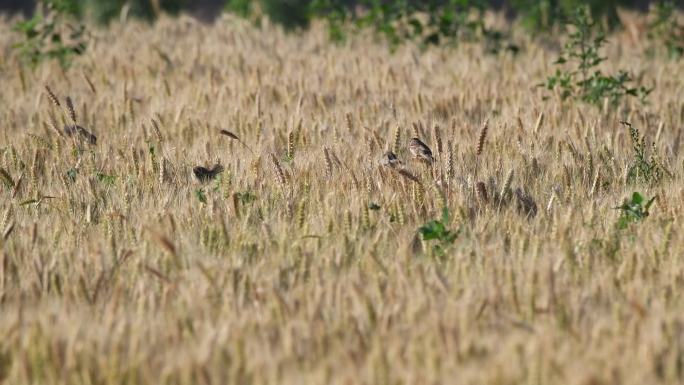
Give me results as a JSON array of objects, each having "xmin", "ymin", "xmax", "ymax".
[
  {"xmin": 541, "ymin": 7, "xmax": 652, "ymax": 107},
  {"xmin": 418, "ymin": 208, "xmax": 459, "ymax": 256},
  {"xmin": 615, "ymin": 192, "xmax": 655, "ymax": 230}
]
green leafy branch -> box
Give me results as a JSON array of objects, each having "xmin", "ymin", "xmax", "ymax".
[{"xmin": 541, "ymin": 6, "xmax": 652, "ymax": 107}]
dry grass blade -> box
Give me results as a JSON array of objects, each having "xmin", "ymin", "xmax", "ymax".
[
  {"xmin": 533, "ymin": 112, "xmax": 544, "ymax": 134},
  {"xmin": 589, "ymin": 169, "xmax": 600, "ymax": 197},
  {"xmin": 12, "ymin": 174, "xmax": 23, "ymax": 198},
  {"xmin": 2, "ymin": 222, "xmax": 14, "ymax": 240},
  {"xmin": 219, "ymin": 129, "xmax": 255, "ymax": 154},
  {"xmin": 144, "ymin": 265, "xmax": 171, "ymax": 283},
  {"xmin": 83, "ymin": 73, "xmax": 97, "ymax": 94}
]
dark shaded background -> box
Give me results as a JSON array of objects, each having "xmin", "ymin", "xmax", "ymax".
[
  {"xmin": 0, "ymin": 0, "xmax": 225, "ymax": 19},
  {"xmin": 0, "ymin": 0, "xmax": 664, "ymax": 19}
]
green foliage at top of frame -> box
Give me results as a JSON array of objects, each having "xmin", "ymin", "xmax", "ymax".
[
  {"xmin": 11, "ymin": 0, "xmax": 184, "ymax": 68},
  {"xmin": 225, "ymin": 0, "xmax": 254, "ymax": 18},
  {"xmin": 248, "ymin": 0, "xmax": 518, "ymax": 52},
  {"xmin": 647, "ymin": 1, "xmax": 684, "ymax": 59},
  {"xmin": 12, "ymin": 0, "xmax": 683, "ymax": 57},
  {"xmin": 540, "ymin": 7, "xmax": 653, "ymax": 107},
  {"xmin": 12, "ymin": 0, "xmax": 87, "ymax": 68},
  {"xmin": 511, "ymin": 0, "xmax": 626, "ymax": 32}
]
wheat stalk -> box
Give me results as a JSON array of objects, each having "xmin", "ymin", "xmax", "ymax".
[
  {"xmin": 476, "ymin": 119, "xmax": 489, "ymax": 156},
  {"xmin": 323, "ymin": 147, "xmax": 333, "ymax": 179},
  {"xmin": 44, "ymin": 85, "xmax": 61, "ymax": 108},
  {"xmin": 219, "ymin": 129, "xmax": 255, "ymax": 154},
  {"xmin": 269, "ymin": 153, "xmax": 287, "ymax": 188},
  {"xmin": 433, "ymin": 124, "xmax": 442, "ymax": 156},
  {"xmin": 498, "ymin": 169, "xmax": 514, "ymax": 208},
  {"xmin": 392, "ymin": 125, "xmax": 401, "ymax": 154},
  {"xmin": 158, "ymin": 157, "xmax": 168, "ymax": 185},
  {"xmin": 65, "ymin": 96, "xmax": 77, "ymax": 124},
  {"xmin": 287, "ymin": 131, "xmax": 295, "ymax": 159},
  {"xmin": 151, "ymin": 118, "xmax": 163, "ymax": 142}
]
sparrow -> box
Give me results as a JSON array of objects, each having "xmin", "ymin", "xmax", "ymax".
[
  {"xmin": 379, "ymin": 151, "xmax": 402, "ymax": 168},
  {"xmin": 409, "ymin": 138, "xmax": 434, "ymax": 164},
  {"xmin": 64, "ymin": 125, "xmax": 97, "ymax": 145},
  {"xmin": 193, "ymin": 164, "xmax": 224, "ymax": 182}
]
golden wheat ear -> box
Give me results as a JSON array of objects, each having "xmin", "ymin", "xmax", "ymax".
[
  {"xmin": 476, "ymin": 119, "xmax": 488, "ymax": 156},
  {"xmin": 44, "ymin": 85, "xmax": 61, "ymax": 108},
  {"xmin": 65, "ymin": 96, "xmax": 77, "ymax": 124},
  {"xmin": 219, "ymin": 129, "xmax": 255, "ymax": 155}
]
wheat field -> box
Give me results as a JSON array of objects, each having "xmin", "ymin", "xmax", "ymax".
[{"xmin": 0, "ymin": 12, "xmax": 684, "ymax": 385}]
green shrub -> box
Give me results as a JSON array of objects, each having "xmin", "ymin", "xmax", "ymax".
[
  {"xmin": 615, "ymin": 192, "xmax": 656, "ymax": 229},
  {"xmin": 84, "ymin": 0, "xmax": 184, "ymax": 24},
  {"xmin": 225, "ymin": 0, "xmax": 254, "ymax": 18},
  {"xmin": 418, "ymin": 207, "xmax": 459, "ymax": 256},
  {"xmin": 512, "ymin": 0, "xmax": 626, "ymax": 32},
  {"xmin": 623, "ymin": 121, "xmax": 666, "ymax": 186},
  {"xmin": 289, "ymin": 0, "xmax": 514, "ymax": 50},
  {"xmin": 13, "ymin": 0, "xmax": 87, "ymax": 68},
  {"xmin": 647, "ymin": 1, "xmax": 684, "ymax": 59},
  {"xmin": 540, "ymin": 7, "xmax": 652, "ymax": 107}
]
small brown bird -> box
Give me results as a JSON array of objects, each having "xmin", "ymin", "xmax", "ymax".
[
  {"xmin": 409, "ymin": 138, "xmax": 434, "ymax": 164},
  {"xmin": 64, "ymin": 125, "xmax": 97, "ymax": 145},
  {"xmin": 379, "ymin": 151, "xmax": 402, "ymax": 168},
  {"xmin": 193, "ymin": 164, "xmax": 224, "ymax": 182}
]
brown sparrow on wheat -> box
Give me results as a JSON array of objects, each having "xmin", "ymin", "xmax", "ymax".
[{"xmin": 409, "ymin": 138, "xmax": 434, "ymax": 164}]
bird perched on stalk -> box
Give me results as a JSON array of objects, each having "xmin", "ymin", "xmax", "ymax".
[
  {"xmin": 193, "ymin": 164, "xmax": 224, "ymax": 182},
  {"xmin": 409, "ymin": 138, "xmax": 434, "ymax": 164},
  {"xmin": 379, "ymin": 151, "xmax": 402, "ymax": 168}
]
